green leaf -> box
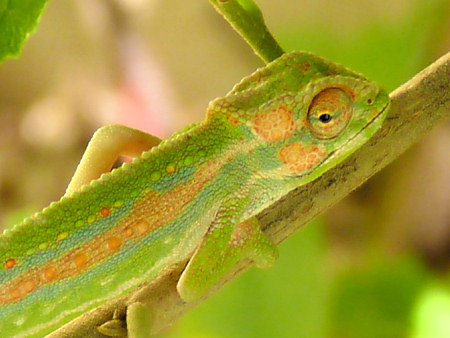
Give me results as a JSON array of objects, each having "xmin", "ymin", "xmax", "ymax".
[{"xmin": 0, "ymin": 0, "xmax": 50, "ymax": 62}]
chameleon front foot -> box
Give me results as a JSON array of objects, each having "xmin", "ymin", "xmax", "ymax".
[
  {"xmin": 97, "ymin": 318, "xmax": 127, "ymax": 337},
  {"xmin": 177, "ymin": 216, "xmax": 278, "ymax": 302},
  {"xmin": 233, "ymin": 217, "xmax": 278, "ymax": 269}
]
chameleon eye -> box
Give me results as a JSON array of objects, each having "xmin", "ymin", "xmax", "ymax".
[
  {"xmin": 307, "ymin": 88, "xmax": 352, "ymax": 139},
  {"xmin": 319, "ymin": 113, "xmax": 332, "ymax": 123}
]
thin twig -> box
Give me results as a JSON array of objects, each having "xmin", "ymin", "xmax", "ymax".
[{"xmin": 208, "ymin": 0, "xmax": 284, "ymax": 63}]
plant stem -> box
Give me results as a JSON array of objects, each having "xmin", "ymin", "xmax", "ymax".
[{"xmin": 208, "ymin": 0, "xmax": 284, "ymax": 63}]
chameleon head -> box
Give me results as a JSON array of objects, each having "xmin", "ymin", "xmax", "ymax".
[
  {"xmin": 243, "ymin": 58, "xmax": 389, "ymax": 182},
  {"xmin": 207, "ymin": 52, "xmax": 389, "ymax": 181},
  {"xmin": 277, "ymin": 75, "xmax": 390, "ymax": 180}
]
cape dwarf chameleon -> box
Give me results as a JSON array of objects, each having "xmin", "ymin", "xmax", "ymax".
[{"xmin": 0, "ymin": 52, "xmax": 389, "ymax": 337}]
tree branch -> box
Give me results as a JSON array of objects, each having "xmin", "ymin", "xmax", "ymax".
[{"xmin": 51, "ymin": 52, "xmax": 449, "ymax": 337}]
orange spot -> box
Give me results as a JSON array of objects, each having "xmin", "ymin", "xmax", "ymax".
[
  {"xmin": 0, "ymin": 151, "xmax": 225, "ymax": 307},
  {"xmin": 279, "ymin": 143, "xmax": 327, "ymax": 173},
  {"xmin": 73, "ymin": 253, "xmax": 88, "ymax": 269},
  {"xmin": 253, "ymin": 106, "xmax": 295, "ymax": 141},
  {"xmin": 44, "ymin": 266, "xmax": 58, "ymax": 281},
  {"xmin": 100, "ymin": 207, "xmax": 111, "ymax": 217},
  {"xmin": 5, "ymin": 258, "xmax": 16, "ymax": 269},
  {"xmin": 108, "ymin": 237, "xmax": 121, "ymax": 251},
  {"xmin": 22, "ymin": 279, "xmax": 36, "ymax": 293},
  {"xmin": 136, "ymin": 220, "xmax": 150, "ymax": 236},
  {"xmin": 10, "ymin": 288, "xmax": 22, "ymax": 301},
  {"xmin": 226, "ymin": 115, "xmax": 240, "ymax": 125},
  {"xmin": 298, "ymin": 62, "xmax": 311, "ymax": 72},
  {"xmin": 325, "ymin": 68, "xmax": 339, "ymax": 76}
]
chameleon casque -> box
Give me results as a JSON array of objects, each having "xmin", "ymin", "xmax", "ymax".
[{"xmin": 0, "ymin": 52, "xmax": 389, "ymax": 337}]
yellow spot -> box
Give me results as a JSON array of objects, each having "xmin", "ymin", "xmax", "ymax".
[
  {"xmin": 5, "ymin": 258, "xmax": 16, "ymax": 269},
  {"xmin": 108, "ymin": 237, "xmax": 122, "ymax": 251},
  {"xmin": 39, "ymin": 242, "xmax": 49, "ymax": 250},
  {"xmin": 44, "ymin": 266, "xmax": 57, "ymax": 281},
  {"xmin": 166, "ymin": 162, "xmax": 177, "ymax": 174},
  {"xmin": 124, "ymin": 226, "xmax": 134, "ymax": 238},
  {"xmin": 150, "ymin": 171, "xmax": 161, "ymax": 182},
  {"xmin": 57, "ymin": 232, "xmax": 69, "ymax": 241},
  {"xmin": 113, "ymin": 200, "xmax": 124, "ymax": 208},
  {"xmin": 87, "ymin": 215, "xmax": 96, "ymax": 224},
  {"xmin": 136, "ymin": 219, "xmax": 150, "ymax": 236},
  {"xmin": 74, "ymin": 253, "xmax": 88, "ymax": 269}
]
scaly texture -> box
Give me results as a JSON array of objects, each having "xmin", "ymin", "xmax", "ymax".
[{"xmin": 0, "ymin": 52, "xmax": 389, "ymax": 337}]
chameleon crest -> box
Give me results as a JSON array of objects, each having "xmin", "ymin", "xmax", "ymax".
[{"xmin": 0, "ymin": 52, "xmax": 389, "ymax": 337}]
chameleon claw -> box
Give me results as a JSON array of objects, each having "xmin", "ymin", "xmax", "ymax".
[{"xmin": 97, "ymin": 319, "xmax": 127, "ymax": 337}]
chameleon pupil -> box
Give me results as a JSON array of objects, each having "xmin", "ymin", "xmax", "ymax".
[{"xmin": 319, "ymin": 113, "xmax": 332, "ymax": 123}]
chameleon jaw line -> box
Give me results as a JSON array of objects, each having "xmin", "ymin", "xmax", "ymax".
[{"xmin": 321, "ymin": 100, "xmax": 389, "ymax": 167}]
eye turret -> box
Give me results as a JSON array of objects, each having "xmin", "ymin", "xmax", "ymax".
[{"xmin": 307, "ymin": 88, "xmax": 352, "ymax": 139}]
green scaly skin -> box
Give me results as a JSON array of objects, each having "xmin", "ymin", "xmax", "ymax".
[{"xmin": 0, "ymin": 52, "xmax": 389, "ymax": 337}]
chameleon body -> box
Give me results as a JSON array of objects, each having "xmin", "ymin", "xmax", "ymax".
[{"xmin": 0, "ymin": 52, "xmax": 389, "ymax": 337}]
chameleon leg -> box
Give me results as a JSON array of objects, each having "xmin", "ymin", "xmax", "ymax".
[
  {"xmin": 126, "ymin": 302, "xmax": 153, "ymax": 338},
  {"xmin": 177, "ymin": 202, "xmax": 278, "ymax": 302},
  {"xmin": 65, "ymin": 124, "xmax": 161, "ymax": 196}
]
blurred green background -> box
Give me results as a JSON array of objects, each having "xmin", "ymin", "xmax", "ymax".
[{"xmin": 0, "ymin": 0, "xmax": 449, "ymax": 337}]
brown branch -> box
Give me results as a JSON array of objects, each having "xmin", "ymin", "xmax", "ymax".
[{"xmin": 51, "ymin": 52, "xmax": 450, "ymax": 337}]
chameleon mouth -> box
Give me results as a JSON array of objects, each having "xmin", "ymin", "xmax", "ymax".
[{"xmin": 322, "ymin": 99, "xmax": 390, "ymax": 167}]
